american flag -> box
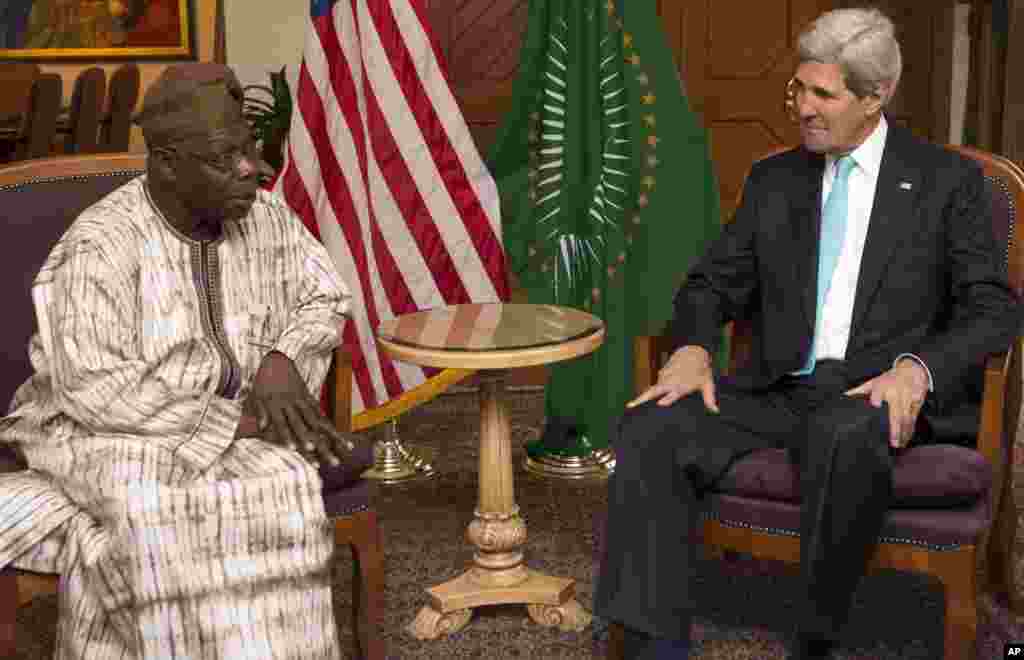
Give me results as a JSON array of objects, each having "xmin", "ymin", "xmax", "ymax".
[{"xmin": 273, "ymin": 0, "xmax": 510, "ymax": 417}]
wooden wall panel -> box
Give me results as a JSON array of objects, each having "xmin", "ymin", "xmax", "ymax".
[
  {"xmin": 836, "ymin": 0, "xmax": 956, "ymax": 143},
  {"xmin": 426, "ymin": 0, "xmax": 527, "ymax": 156},
  {"xmin": 670, "ymin": 0, "xmax": 833, "ymax": 218},
  {"xmin": 425, "ymin": 0, "xmax": 958, "ymax": 388}
]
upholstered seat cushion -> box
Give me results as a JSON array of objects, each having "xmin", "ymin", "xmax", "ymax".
[
  {"xmin": 716, "ymin": 445, "xmax": 992, "ymax": 508},
  {"xmin": 591, "ymin": 492, "xmax": 990, "ymax": 564},
  {"xmin": 706, "ymin": 492, "xmax": 989, "ymax": 549},
  {"xmin": 319, "ymin": 439, "xmax": 375, "ymax": 493}
]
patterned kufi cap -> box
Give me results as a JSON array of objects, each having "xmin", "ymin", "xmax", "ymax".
[{"xmin": 135, "ymin": 63, "xmax": 245, "ymax": 148}]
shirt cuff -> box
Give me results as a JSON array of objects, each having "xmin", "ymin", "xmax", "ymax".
[{"xmin": 894, "ymin": 353, "xmax": 934, "ymax": 392}]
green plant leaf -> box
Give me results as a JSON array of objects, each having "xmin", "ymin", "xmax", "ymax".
[{"xmin": 243, "ymin": 69, "xmax": 294, "ymax": 169}]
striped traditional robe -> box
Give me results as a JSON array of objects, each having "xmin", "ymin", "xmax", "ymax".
[{"xmin": 0, "ymin": 178, "xmax": 350, "ymax": 659}]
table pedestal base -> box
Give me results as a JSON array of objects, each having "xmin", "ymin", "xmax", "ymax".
[
  {"xmin": 405, "ymin": 370, "xmax": 592, "ymax": 640},
  {"xmin": 407, "ymin": 566, "xmax": 590, "ymax": 639}
]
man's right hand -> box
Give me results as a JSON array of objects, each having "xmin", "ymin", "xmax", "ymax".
[{"xmin": 626, "ymin": 345, "xmax": 719, "ymax": 412}]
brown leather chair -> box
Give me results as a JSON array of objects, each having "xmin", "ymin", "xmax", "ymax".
[
  {"xmin": 0, "ymin": 153, "xmax": 384, "ymax": 660},
  {"xmin": 98, "ymin": 63, "xmax": 140, "ymax": 153},
  {"xmin": 600, "ymin": 145, "xmax": 1023, "ymax": 660},
  {"xmin": 61, "ymin": 67, "xmax": 106, "ymax": 155},
  {"xmin": 16, "ymin": 74, "xmax": 62, "ymax": 160}
]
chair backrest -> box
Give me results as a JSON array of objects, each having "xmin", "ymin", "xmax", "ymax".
[
  {"xmin": 949, "ymin": 146, "xmax": 1024, "ymax": 297},
  {"xmin": 64, "ymin": 67, "xmax": 107, "ymax": 155},
  {"xmin": 0, "ymin": 153, "xmax": 147, "ymax": 411},
  {"xmin": 725, "ymin": 144, "xmax": 1024, "ymax": 374},
  {"xmin": 0, "ymin": 63, "xmax": 39, "ymax": 127},
  {"xmin": 99, "ymin": 63, "xmax": 140, "ymax": 153},
  {"xmin": 18, "ymin": 74, "xmax": 62, "ymax": 160}
]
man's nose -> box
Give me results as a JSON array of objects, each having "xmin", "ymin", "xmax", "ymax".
[{"xmin": 795, "ymin": 93, "xmax": 817, "ymax": 119}]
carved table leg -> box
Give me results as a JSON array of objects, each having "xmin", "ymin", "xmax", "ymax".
[{"xmin": 406, "ymin": 370, "xmax": 591, "ymax": 639}]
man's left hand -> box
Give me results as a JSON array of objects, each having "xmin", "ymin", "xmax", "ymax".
[{"xmin": 845, "ymin": 359, "xmax": 929, "ymax": 449}]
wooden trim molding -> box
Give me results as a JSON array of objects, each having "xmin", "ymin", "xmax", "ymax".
[
  {"xmin": 214, "ymin": 0, "xmax": 227, "ymax": 65},
  {"xmin": 1001, "ymin": 0, "xmax": 1024, "ymax": 164}
]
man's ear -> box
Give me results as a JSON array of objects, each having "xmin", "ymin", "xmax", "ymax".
[
  {"xmin": 864, "ymin": 82, "xmax": 891, "ymax": 117},
  {"xmin": 148, "ymin": 147, "xmax": 177, "ymax": 180}
]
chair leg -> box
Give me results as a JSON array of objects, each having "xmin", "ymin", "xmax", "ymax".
[
  {"xmin": 986, "ymin": 475, "xmax": 1021, "ymax": 611},
  {"xmin": 933, "ymin": 547, "xmax": 979, "ymax": 660},
  {"xmin": 607, "ymin": 621, "xmax": 625, "ymax": 660},
  {"xmin": 0, "ymin": 569, "xmax": 16, "ymax": 658},
  {"xmin": 342, "ymin": 510, "xmax": 385, "ymax": 660}
]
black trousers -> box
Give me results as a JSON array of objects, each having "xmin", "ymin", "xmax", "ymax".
[{"xmin": 593, "ymin": 360, "xmax": 897, "ymax": 639}]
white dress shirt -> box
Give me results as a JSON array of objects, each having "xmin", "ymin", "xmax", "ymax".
[{"xmin": 804, "ymin": 116, "xmax": 934, "ymax": 390}]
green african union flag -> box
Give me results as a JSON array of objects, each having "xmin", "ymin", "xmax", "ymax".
[{"xmin": 487, "ymin": 0, "xmax": 721, "ymax": 456}]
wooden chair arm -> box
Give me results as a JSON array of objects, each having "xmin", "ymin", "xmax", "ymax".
[
  {"xmin": 634, "ymin": 333, "xmax": 1019, "ymax": 479},
  {"xmin": 633, "ymin": 321, "xmax": 747, "ymax": 394},
  {"xmin": 328, "ymin": 346, "xmax": 354, "ymax": 433},
  {"xmin": 633, "ymin": 335, "xmax": 681, "ymax": 394},
  {"xmin": 977, "ymin": 349, "xmax": 1012, "ymax": 471}
]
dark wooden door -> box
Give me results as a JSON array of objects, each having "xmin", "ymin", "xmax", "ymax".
[
  {"xmin": 667, "ymin": 0, "xmax": 956, "ymax": 219},
  {"xmin": 662, "ymin": 0, "xmax": 835, "ymax": 218},
  {"xmin": 424, "ymin": 0, "xmax": 528, "ymax": 156},
  {"xmin": 834, "ymin": 0, "xmax": 957, "ymax": 143},
  {"xmin": 426, "ymin": 0, "xmax": 956, "ymax": 222}
]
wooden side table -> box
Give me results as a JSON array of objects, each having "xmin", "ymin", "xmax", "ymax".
[{"xmin": 376, "ymin": 303, "xmax": 604, "ymax": 640}]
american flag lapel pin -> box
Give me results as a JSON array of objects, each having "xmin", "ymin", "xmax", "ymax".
[{"xmin": 899, "ymin": 181, "xmax": 913, "ymax": 190}]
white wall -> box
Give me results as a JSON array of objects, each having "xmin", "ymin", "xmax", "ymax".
[{"xmin": 224, "ymin": 0, "xmax": 307, "ymax": 98}]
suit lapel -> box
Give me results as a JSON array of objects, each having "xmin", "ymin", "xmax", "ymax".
[
  {"xmin": 848, "ymin": 126, "xmax": 921, "ymax": 340},
  {"xmin": 791, "ymin": 150, "xmax": 825, "ymax": 332}
]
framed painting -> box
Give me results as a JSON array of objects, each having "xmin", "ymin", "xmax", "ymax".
[{"xmin": 0, "ymin": 0, "xmax": 195, "ymax": 60}]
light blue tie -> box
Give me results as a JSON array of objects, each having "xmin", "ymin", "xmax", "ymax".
[{"xmin": 796, "ymin": 155, "xmax": 856, "ymax": 375}]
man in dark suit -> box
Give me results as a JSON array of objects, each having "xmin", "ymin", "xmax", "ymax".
[{"xmin": 593, "ymin": 7, "xmax": 1021, "ymax": 660}]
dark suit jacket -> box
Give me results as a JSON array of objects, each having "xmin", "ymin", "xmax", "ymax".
[{"xmin": 667, "ymin": 124, "xmax": 1021, "ymax": 445}]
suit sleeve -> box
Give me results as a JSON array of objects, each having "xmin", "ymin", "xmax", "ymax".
[
  {"xmin": 914, "ymin": 160, "xmax": 1022, "ymax": 398},
  {"xmin": 665, "ymin": 163, "xmax": 763, "ymax": 356}
]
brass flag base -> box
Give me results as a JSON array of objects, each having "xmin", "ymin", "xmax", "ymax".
[
  {"xmin": 523, "ymin": 447, "xmax": 616, "ymax": 481},
  {"xmin": 361, "ymin": 419, "xmax": 439, "ymax": 485}
]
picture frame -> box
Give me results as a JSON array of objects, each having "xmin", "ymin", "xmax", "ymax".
[{"xmin": 0, "ymin": 0, "xmax": 195, "ymax": 60}]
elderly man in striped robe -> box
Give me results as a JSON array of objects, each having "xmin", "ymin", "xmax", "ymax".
[{"xmin": 0, "ymin": 63, "xmax": 356, "ymax": 659}]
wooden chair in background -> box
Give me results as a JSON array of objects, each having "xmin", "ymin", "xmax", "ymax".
[
  {"xmin": 0, "ymin": 153, "xmax": 385, "ymax": 660},
  {"xmin": 61, "ymin": 67, "xmax": 106, "ymax": 155},
  {"xmin": 98, "ymin": 63, "xmax": 140, "ymax": 153},
  {"xmin": 16, "ymin": 74, "xmax": 62, "ymax": 161},
  {"xmin": 602, "ymin": 145, "xmax": 1023, "ymax": 660}
]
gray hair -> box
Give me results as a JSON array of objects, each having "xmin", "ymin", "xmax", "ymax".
[{"xmin": 798, "ymin": 7, "xmax": 902, "ymax": 104}]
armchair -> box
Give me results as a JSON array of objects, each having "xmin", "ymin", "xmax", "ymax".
[
  {"xmin": 601, "ymin": 145, "xmax": 1023, "ymax": 660},
  {"xmin": 0, "ymin": 153, "xmax": 384, "ymax": 659}
]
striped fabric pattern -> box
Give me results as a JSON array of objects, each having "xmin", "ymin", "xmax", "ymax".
[
  {"xmin": 273, "ymin": 0, "xmax": 510, "ymax": 416},
  {"xmin": 49, "ymin": 438, "xmax": 340, "ymax": 659},
  {"xmin": 0, "ymin": 178, "xmax": 352, "ymax": 658}
]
